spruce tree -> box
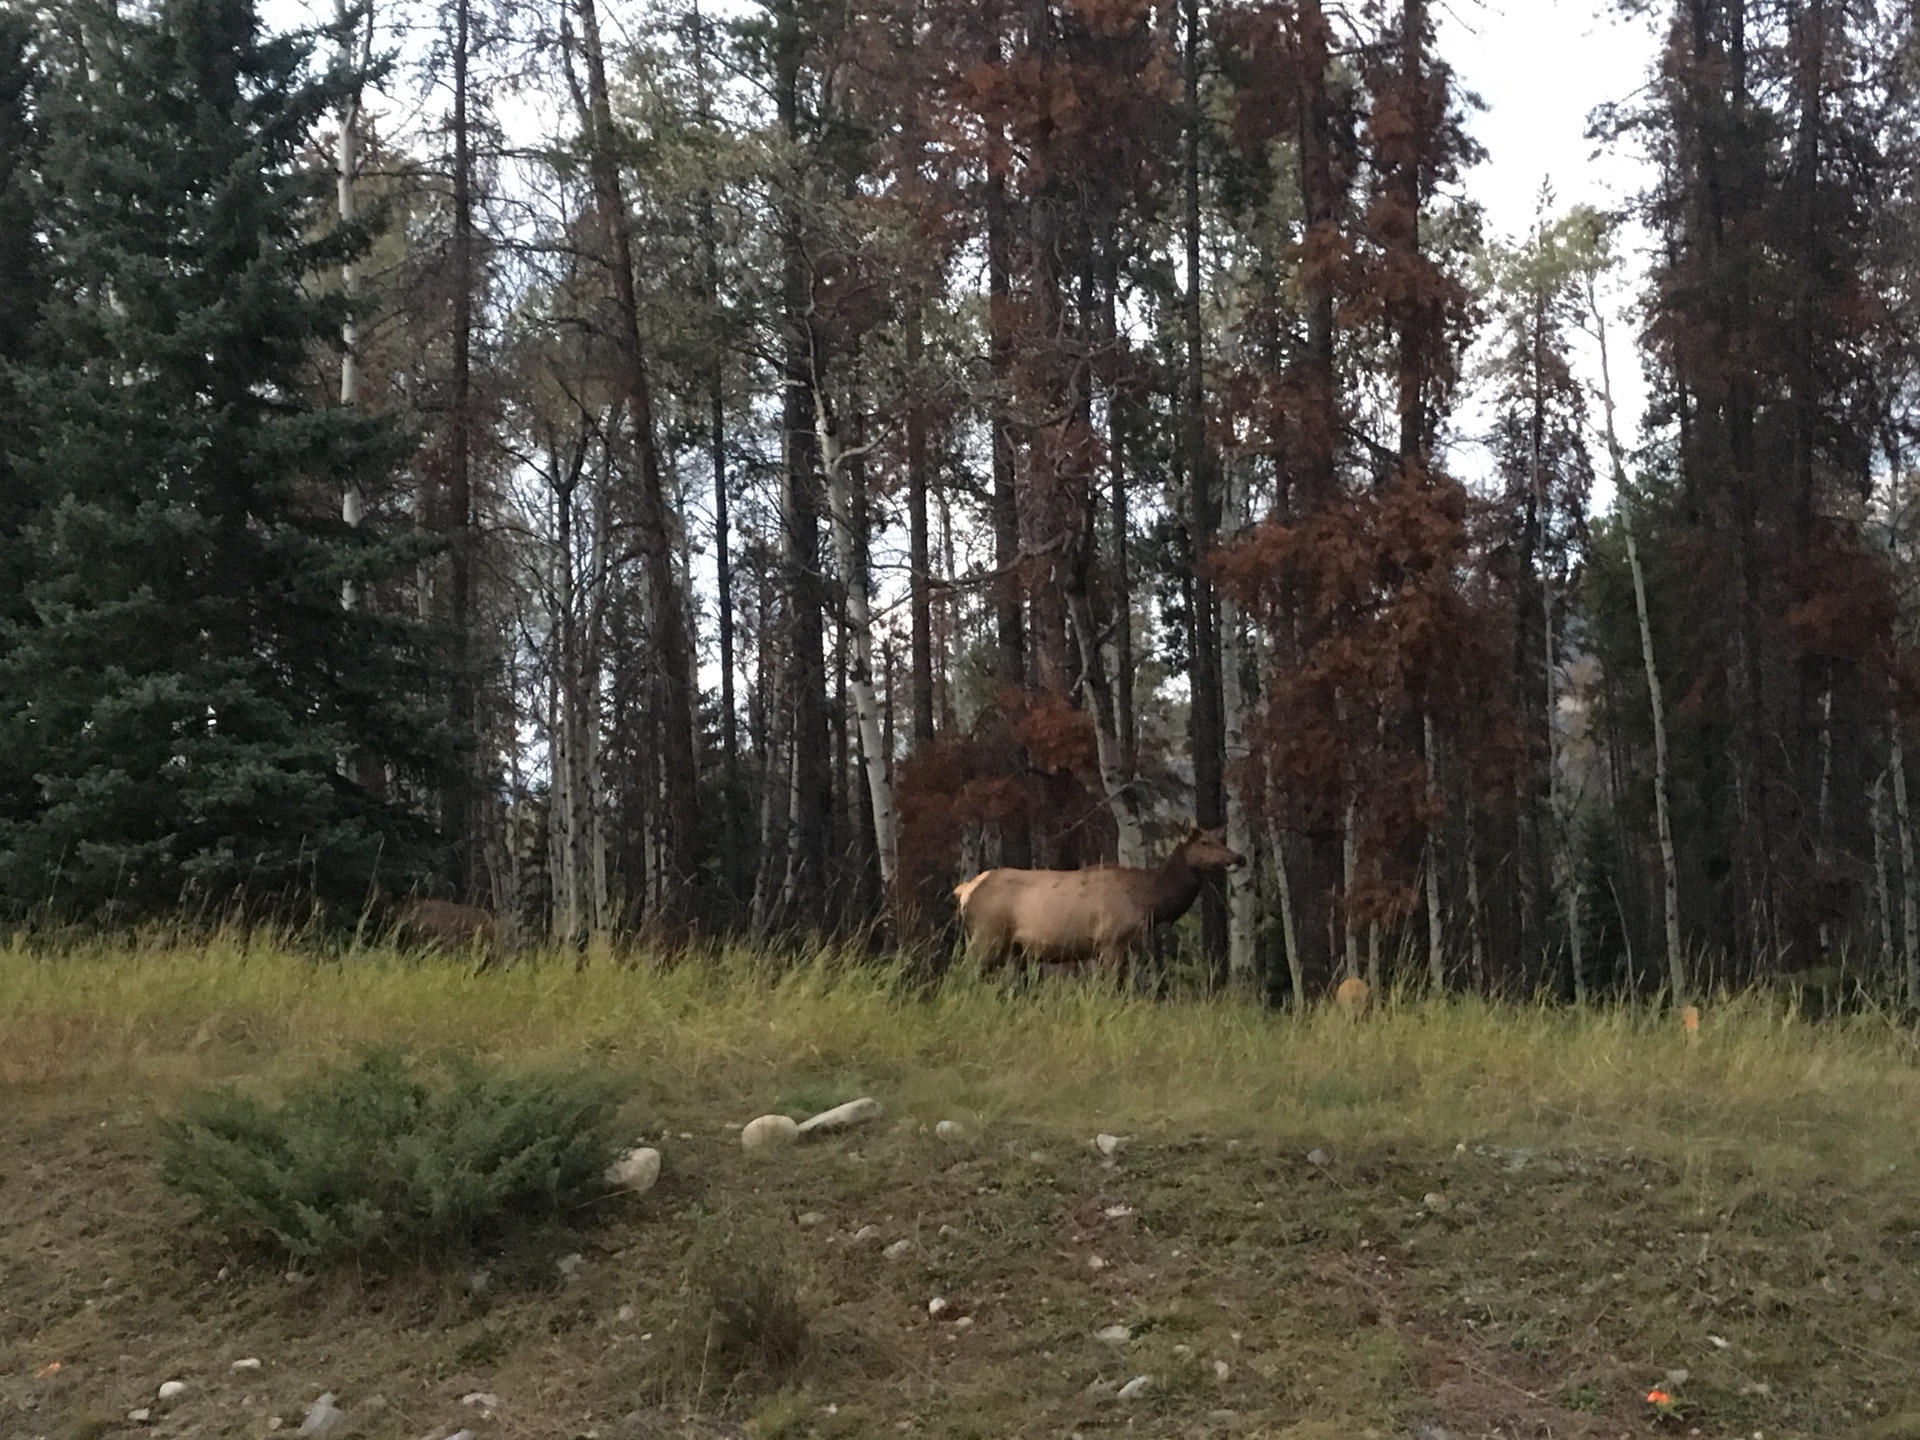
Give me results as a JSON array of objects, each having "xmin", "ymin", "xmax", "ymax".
[{"xmin": 0, "ymin": 0, "xmax": 450, "ymax": 923}]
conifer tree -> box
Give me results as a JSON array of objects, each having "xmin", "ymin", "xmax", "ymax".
[{"xmin": 0, "ymin": 0, "xmax": 449, "ymax": 922}]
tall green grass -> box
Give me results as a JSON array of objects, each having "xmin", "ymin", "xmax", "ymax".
[{"xmin": 5, "ymin": 934, "xmax": 1918, "ymax": 1187}]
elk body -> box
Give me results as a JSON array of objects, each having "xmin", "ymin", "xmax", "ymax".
[
  {"xmin": 392, "ymin": 898, "xmax": 497, "ymax": 953},
  {"xmin": 954, "ymin": 828, "xmax": 1245, "ymax": 972}
]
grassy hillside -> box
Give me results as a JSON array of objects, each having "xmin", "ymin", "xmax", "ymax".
[{"xmin": 4, "ymin": 940, "xmax": 1919, "ymax": 1439}]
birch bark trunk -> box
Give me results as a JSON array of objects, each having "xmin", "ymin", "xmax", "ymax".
[{"xmin": 815, "ymin": 394, "xmax": 899, "ymax": 895}]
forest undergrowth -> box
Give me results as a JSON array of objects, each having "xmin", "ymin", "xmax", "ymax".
[{"xmin": 5, "ymin": 940, "xmax": 1920, "ymax": 1439}]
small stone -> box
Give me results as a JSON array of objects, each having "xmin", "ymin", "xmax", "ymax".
[
  {"xmin": 605, "ymin": 1146, "xmax": 662, "ymax": 1195},
  {"xmin": 1306, "ymin": 1148, "xmax": 1329, "ymax": 1166},
  {"xmin": 742, "ymin": 1114, "xmax": 801, "ymax": 1149},
  {"xmin": 1708, "ymin": 1334, "xmax": 1729, "ymax": 1349},
  {"xmin": 938, "ymin": 1223, "xmax": 960, "ymax": 1238},
  {"xmin": 616, "ymin": 1303, "xmax": 635, "ymax": 1322},
  {"xmin": 1664, "ymin": 1368, "xmax": 1690, "ymax": 1387},
  {"xmin": 1086, "ymin": 1379, "xmax": 1118, "ymax": 1398},
  {"xmin": 267, "ymin": 1420, "xmax": 281, "ymax": 1432},
  {"xmin": 466, "ymin": 1269, "xmax": 491, "ymax": 1295},
  {"xmin": 231, "ymin": 1357, "xmax": 263, "ymax": 1371},
  {"xmin": 1088, "ymin": 1255, "xmax": 1107, "ymax": 1271},
  {"xmin": 1103, "ymin": 1204, "xmax": 1134, "ymax": 1219},
  {"xmin": 953, "ymin": 1315, "xmax": 973, "ymax": 1329},
  {"xmin": 1095, "ymin": 1133, "xmax": 1124, "ymax": 1157},
  {"xmin": 461, "ymin": 1391, "xmax": 502, "ymax": 1410},
  {"xmin": 157, "ymin": 1381, "xmax": 187, "ymax": 1401},
  {"xmin": 798, "ymin": 1211, "xmax": 826, "ymax": 1227},
  {"xmin": 1422, "ymin": 1192, "xmax": 1448, "ymax": 1211},
  {"xmin": 296, "ymin": 1392, "xmax": 344, "ymax": 1437},
  {"xmin": 1095, "ymin": 1323, "xmax": 1133, "ymax": 1345},
  {"xmin": 935, "ymin": 1119, "xmax": 964, "ymax": 1140},
  {"xmin": 215, "ymin": 1266, "xmax": 229, "ymax": 1281},
  {"xmin": 852, "ymin": 1224, "xmax": 881, "ymax": 1244},
  {"xmin": 127, "ymin": 1409, "xmax": 152, "ymax": 1424},
  {"xmin": 446, "ymin": 1432, "xmax": 475, "ymax": 1440},
  {"xmin": 797, "ymin": 1097, "xmax": 883, "ymax": 1136},
  {"xmin": 1116, "ymin": 1375, "xmax": 1152, "ymax": 1402},
  {"xmin": 556, "ymin": 1252, "xmax": 584, "ymax": 1277},
  {"xmin": 1173, "ymin": 1344, "xmax": 1193, "ymax": 1358},
  {"xmin": 883, "ymin": 1239, "xmax": 914, "ymax": 1260},
  {"xmin": 928, "ymin": 1297, "xmax": 950, "ymax": 1317},
  {"xmin": 1214, "ymin": 1359, "xmax": 1231, "ymax": 1381}
]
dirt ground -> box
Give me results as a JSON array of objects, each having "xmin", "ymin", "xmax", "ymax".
[{"xmin": 6, "ymin": 1070, "xmax": 1918, "ymax": 1440}]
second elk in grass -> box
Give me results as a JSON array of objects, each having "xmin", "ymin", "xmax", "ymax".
[{"xmin": 953, "ymin": 827, "xmax": 1244, "ymax": 977}]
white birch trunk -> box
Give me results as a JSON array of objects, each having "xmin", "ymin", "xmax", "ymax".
[
  {"xmin": 335, "ymin": 0, "xmax": 367, "ymax": 605},
  {"xmin": 1274, "ymin": 823, "xmax": 1305, "ymax": 1010},
  {"xmin": 1219, "ymin": 460, "xmax": 1259, "ymax": 984},
  {"xmin": 815, "ymin": 395, "xmax": 899, "ymax": 894},
  {"xmin": 1342, "ymin": 792, "xmax": 1361, "ymax": 981},
  {"xmin": 1588, "ymin": 283, "xmax": 1684, "ymax": 1003}
]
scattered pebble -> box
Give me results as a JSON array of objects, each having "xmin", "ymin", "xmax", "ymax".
[
  {"xmin": 1708, "ymin": 1334, "xmax": 1729, "ymax": 1349},
  {"xmin": 935, "ymin": 1120, "xmax": 964, "ymax": 1140},
  {"xmin": 1306, "ymin": 1148, "xmax": 1329, "ymax": 1167},
  {"xmin": 1103, "ymin": 1204, "xmax": 1134, "ymax": 1219},
  {"xmin": 1086, "ymin": 1379, "xmax": 1117, "ymax": 1399},
  {"xmin": 928, "ymin": 1297, "xmax": 950, "ymax": 1317},
  {"xmin": 852, "ymin": 1224, "xmax": 881, "ymax": 1244},
  {"xmin": 127, "ymin": 1409, "xmax": 151, "ymax": 1424},
  {"xmin": 446, "ymin": 1432, "xmax": 475, "ymax": 1440},
  {"xmin": 231, "ymin": 1357, "xmax": 263, "ymax": 1371},
  {"xmin": 157, "ymin": 1381, "xmax": 187, "ymax": 1401},
  {"xmin": 1117, "ymin": 1375, "xmax": 1152, "ymax": 1402},
  {"xmin": 883, "ymin": 1239, "xmax": 914, "ymax": 1261},
  {"xmin": 461, "ymin": 1392, "xmax": 502, "ymax": 1410},
  {"xmin": 1172, "ymin": 1344, "xmax": 1192, "ymax": 1358},
  {"xmin": 1664, "ymin": 1368, "xmax": 1690, "ymax": 1387},
  {"xmin": 797, "ymin": 1097, "xmax": 882, "ymax": 1136},
  {"xmin": 616, "ymin": 1304, "xmax": 635, "ymax": 1322},
  {"xmin": 605, "ymin": 1147, "xmax": 662, "ymax": 1195},
  {"xmin": 742, "ymin": 1114, "xmax": 800, "ymax": 1149},
  {"xmin": 798, "ymin": 1211, "xmax": 826, "ymax": 1227},
  {"xmin": 954, "ymin": 1315, "xmax": 974, "ymax": 1329},
  {"xmin": 556, "ymin": 1252, "xmax": 584, "ymax": 1277},
  {"xmin": 296, "ymin": 1392, "xmax": 344, "ymax": 1437},
  {"xmin": 1214, "ymin": 1360, "xmax": 1231, "ymax": 1381},
  {"xmin": 939, "ymin": 1223, "xmax": 960, "ymax": 1238},
  {"xmin": 466, "ymin": 1270, "xmax": 491, "ymax": 1295},
  {"xmin": 1088, "ymin": 1255, "xmax": 1108, "ymax": 1272},
  {"xmin": 1095, "ymin": 1133, "xmax": 1124, "ymax": 1157},
  {"xmin": 1422, "ymin": 1192, "xmax": 1448, "ymax": 1211},
  {"xmin": 1095, "ymin": 1324, "xmax": 1133, "ymax": 1345}
]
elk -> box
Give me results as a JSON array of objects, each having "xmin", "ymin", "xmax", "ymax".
[{"xmin": 953, "ymin": 828, "xmax": 1245, "ymax": 973}]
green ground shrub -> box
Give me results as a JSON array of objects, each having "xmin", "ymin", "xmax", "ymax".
[{"xmin": 160, "ymin": 1049, "xmax": 623, "ymax": 1269}]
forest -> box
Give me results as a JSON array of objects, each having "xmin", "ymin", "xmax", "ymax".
[{"xmin": 2, "ymin": 0, "xmax": 1919, "ymax": 1007}]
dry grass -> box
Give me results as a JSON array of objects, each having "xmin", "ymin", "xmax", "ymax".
[{"xmin": 6, "ymin": 937, "xmax": 1920, "ymax": 1440}]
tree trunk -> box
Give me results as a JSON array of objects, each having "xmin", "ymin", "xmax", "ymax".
[
  {"xmin": 571, "ymin": 0, "xmax": 699, "ymax": 923},
  {"xmin": 1873, "ymin": 770, "xmax": 1896, "ymax": 983},
  {"xmin": 1342, "ymin": 791, "xmax": 1361, "ymax": 981},
  {"xmin": 1591, "ymin": 284, "xmax": 1685, "ymax": 1003},
  {"xmin": 906, "ymin": 307, "xmax": 935, "ymax": 745},
  {"xmin": 1892, "ymin": 711, "xmax": 1919, "ymax": 1010},
  {"xmin": 1423, "ymin": 710, "xmax": 1444, "ymax": 992},
  {"xmin": 816, "ymin": 390, "xmax": 900, "ymax": 896},
  {"xmin": 1067, "ymin": 589, "xmax": 1147, "ymax": 865},
  {"xmin": 335, "ymin": 0, "xmax": 368, "ymax": 605},
  {"xmin": 986, "ymin": 169, "xmax": 1023, "ymax": 690}
]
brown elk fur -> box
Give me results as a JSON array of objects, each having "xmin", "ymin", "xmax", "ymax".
[
  {"xmin": 1333, "ymin": 976, "xmax": 1371, "ymax": 1016},
  {"xmin": 953, "ymin": 828, "xmax": 1244, "ymax": 971},
  {"xmin": 393, "ymin": 898, "xmax": 496, "ymax": 952}
]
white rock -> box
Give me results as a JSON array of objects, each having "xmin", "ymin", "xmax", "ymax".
[
  {"xmin": 882, "ymin": 1239, "xmax": 914, "ymax": 1261},
  {"xmin": 797, "ymin": 1097, "xmax": 883, "ymax": 1136},
  {"xmin": 1306, "ymin": 1148, "xmax": 1329, "ymax": 1166},
  {"xmin": 1116, "ymin": 1375, "xmax": 1152, "ymax": 1402},
  {"xmin": 157, "ymin": 1381, "xmax": 187, "ymax": 1401},
  {"xmin": 938, "ymin": 1223, "xmax": 960, "ymax": 1238},
  {"xmin": 1088, "ymin": 1255, "xmax": 1107, "ymax": 1271},
  {"xmin": 798, "ymin": 1211, "xmax": 826, "ymax": 1227},
  {"xmin": 742, "ymin": 1114, "xmax": 800, "ymax": 1149},
  {"xmin": 616, "ymin": 1303, "xmax": 635, "ymax": 1322},
  {"xmin": 446, "ymin": 1432, "xmax": 476, "ymax": 1440},
  {"xmin": 1095, "ymin": 1133, "xmax": 1124, "ymax": 1157},
  {"xmin": 1422, "ymin": 1192, "xmax": 1448, "ymax": 1211},
  {"xmin": 851, "ymin": 1224, "xmax": 881, "ymax": 1244},
  {"xmin": 1172, "ymin": 1344, "xmax": 1192, "ymax": 1358},
  {"xmin": 935, "ymin": 1120, "xmax": 964, "ymax": 1140},
  {"xmin": 556, "ymin": 1252, "xmax": 584, "ymax": 1277},
  {"xmin": 928, "ymin": 1297, "xmax": 950, "ymax": 1317},
  {"xmin": 466, "ymin": 1269, "xmax": 491, "ymax": 1294},
  {"xmin": 605, "ymin": 1147, "xmax": 662, "ymax": 1195},
  {"xmin": 1214, "ymin": 1359, "xmax": 1231, "ymax": 1381},
  {"xmin": 1664, "ymin": 1368, "xmax": 1690, "ymax": 1387},
  {"xmin": 1094, "ymin": 1324, "xmax": 1133, "ymax": 1345},
  {"xmin": 296, "ymin": 1392, "xmax": 344, "ymax": 1437},
  {"xmin": 231, "ymin": 1357, "xmax": 263, "ymax": 1372},
  {"xmin": 1103, "ymin": 1204, "xmax": 1134, "ymax": 1219},
  {"xmin": 953, "ymin": 1315, "xmax": 973, "ymax": 1329},
  {"xmin": 460, "ymin": 1391, "xmax": 502, "ymax": 1409},
  {"xmin": 1708, "ymin": 1334, "xmax": 1730, "ymax": 1349},
  {"xmin": 127, "ymin": 1409, "xmax": 151, "ymax": 1424}
]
